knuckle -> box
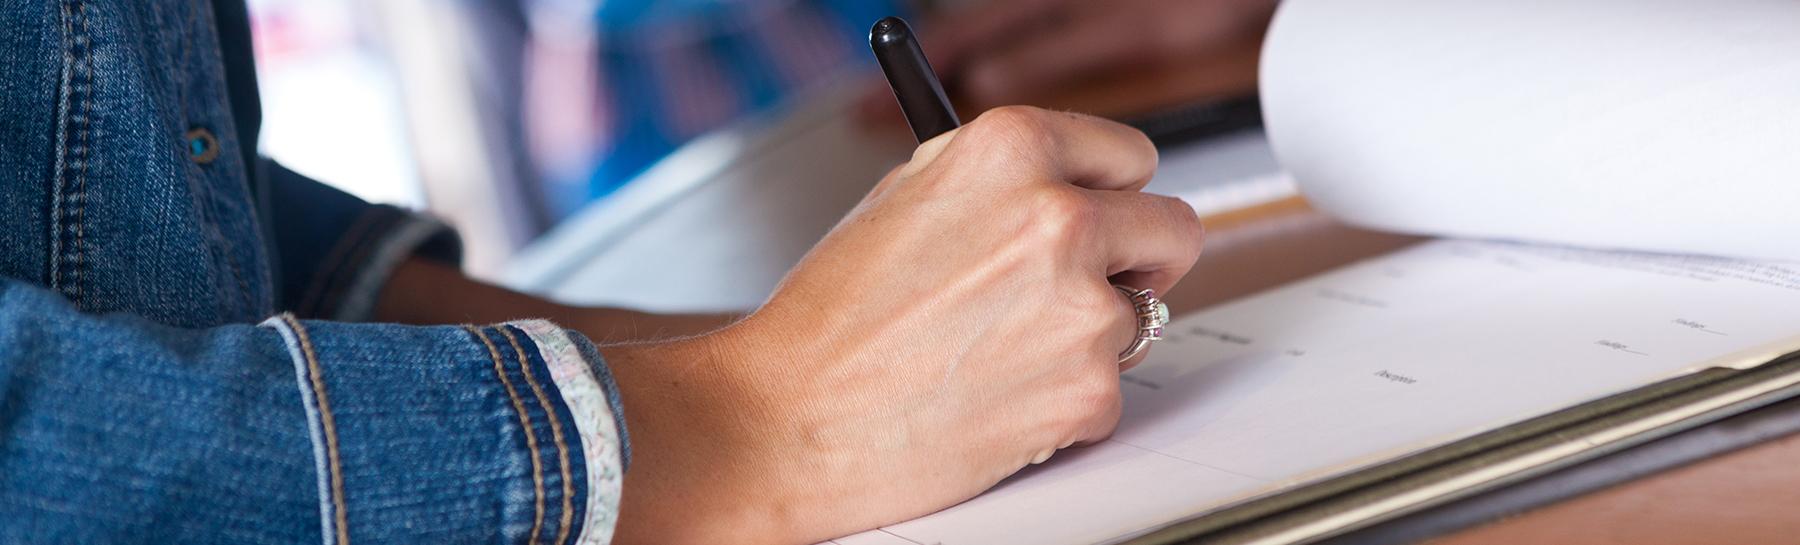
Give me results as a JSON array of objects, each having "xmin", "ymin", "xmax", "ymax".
[
  {"xmin": 968, "ymin": 106, "xmax": 1056, "ymax": 161},
  {"xmin": 977, "ymin": 105, "xmax": 1045, "ymax": 132},
  {"xmin": 1026, "ymin": 189, "xmax": 1096, "ymax": 242}
]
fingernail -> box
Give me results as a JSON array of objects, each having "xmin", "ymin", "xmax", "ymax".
[{"xmin": 1030, "ymin": 448, "xmax": 1056, "ymax": 465}]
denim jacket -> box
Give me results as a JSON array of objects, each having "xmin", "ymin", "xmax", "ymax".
[{"xmin": 0, "ymin": 1, "xmax": 627, "ymax": 543}]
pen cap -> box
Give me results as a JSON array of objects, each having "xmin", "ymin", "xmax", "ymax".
[{"xmin": 870, "ymin": 16, "xmax": 961, "ymax": 142}]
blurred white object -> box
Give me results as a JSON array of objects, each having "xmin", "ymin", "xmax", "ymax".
[
  {"xmin": 1262, "ymin": 0, "xmax": 1800, "ymax": 261},
  {"xmin": 250, "ymin": 0, "xmax": 424, "ymax": 208},
  {"xmin": 504, "ymin": 81, "xmax": 912, "ymax": 312}
]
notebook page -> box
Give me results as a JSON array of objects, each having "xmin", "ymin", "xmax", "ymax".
[
  {"xmin": 1261, "ymin": 0, "xmax": 1800, "ymax": 261},
  {"xmin": 832, "ymin": 240, "xmax": 1800, "ymax": 545}
]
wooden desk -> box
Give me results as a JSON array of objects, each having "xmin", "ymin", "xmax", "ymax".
[
  {"xmin": 1433, "ymin": 432, "xmax": 1800, "ymax": 545},
  {"xmin": 1182, "ymin": 198, "xmax": 1800, "ymax": 545}
]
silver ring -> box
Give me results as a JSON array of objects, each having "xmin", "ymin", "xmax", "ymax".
[{"xmin": 1114, "ymin": 285, "xmax": 1171, "ymax": 362}]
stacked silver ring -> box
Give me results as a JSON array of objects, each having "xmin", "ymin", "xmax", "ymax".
[{"xmin": 1114, "ymin": 285, "xmax": 1171, "ymax": 362}]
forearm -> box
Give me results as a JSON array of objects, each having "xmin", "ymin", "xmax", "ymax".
[{"xmin": 374, "ymin": 256, "xmax": 739, "ymax": 341}]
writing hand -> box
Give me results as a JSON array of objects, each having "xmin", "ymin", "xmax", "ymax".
[{"xmin": 607, "ymin": 106, "xmax": 1203, "ymax": 544}]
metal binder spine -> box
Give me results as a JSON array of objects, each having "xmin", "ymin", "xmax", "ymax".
[{"xmin": 1125, "ymin": 347, "xmax": 1800, "ymax": 545}]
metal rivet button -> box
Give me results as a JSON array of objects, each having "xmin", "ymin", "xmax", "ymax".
[{"xmin": 185, "ymin": 128, "xmax": 220, "ymax": 164}]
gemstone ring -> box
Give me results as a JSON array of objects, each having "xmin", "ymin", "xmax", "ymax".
[{"xmin": 1114, "ymin": 285, "xmax": 1171, "ymax": 363}]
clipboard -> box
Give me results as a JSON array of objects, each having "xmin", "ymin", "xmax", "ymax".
[{"xmin": 1123, "ymin": 345, "xmax": 1800, "ymax": 545}]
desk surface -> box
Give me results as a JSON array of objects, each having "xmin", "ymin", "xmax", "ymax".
[{"xmin": 1435, "ymin": 432, "xmax": 1800, "ymax": 545}]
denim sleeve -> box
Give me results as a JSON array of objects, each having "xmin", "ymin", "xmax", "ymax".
[
  {"xmin": 262, "ymin": 160, "xmax": 463, "ymax": 322},
  {"xmin": 0, "ymin": 279, "xmax": 627, "ymax": 544}
]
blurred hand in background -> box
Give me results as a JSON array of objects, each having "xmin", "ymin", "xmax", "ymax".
[{"xmin": 862, "ymin": 0, "xmax": 1277, "ymax": 122}]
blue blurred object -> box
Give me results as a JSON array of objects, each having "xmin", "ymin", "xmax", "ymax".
[{"xmin": 526, "ymin": 0, "xmax": 907, "ymax": 220}]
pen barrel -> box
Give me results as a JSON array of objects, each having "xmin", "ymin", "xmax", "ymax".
[{"xmin": 870, "ymin": 17, "xmax": 961, "ymax": 143}]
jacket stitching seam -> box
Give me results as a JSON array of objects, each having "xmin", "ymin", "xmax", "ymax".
[
  {"xmin": 67, "ymin": 0, "xmax": 92, "ymax": 306},
  {"xmin": 46, "ymin": 0, "xmax": 69, "ymax": 291},
  {"xmin": 499, "ymin": 325, "xmax": 578, "ymax": 545},
  {"xmin": 47, "ymin": 0, "xmax": 89, "ymax": 298},
  {"xmin": 282, "ymin": 314, "xmax": 351, "ymax": 545},
  {"xmin": 466, "ymin": 325, "xmax": 548, "ymax": 545}
]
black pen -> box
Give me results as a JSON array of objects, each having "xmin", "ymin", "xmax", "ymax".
[{"xmin": 870, "ymin": 16, "xmax": 960, "ymax": 143}]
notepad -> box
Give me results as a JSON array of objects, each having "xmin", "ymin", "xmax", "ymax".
[
  {"xmin": 1261, "ymin": 0, "xmax": 1800, "ymax": 261},
  {"xmin": 830, "ymin": 240, "xmax": 1800, "ymax": 545}
]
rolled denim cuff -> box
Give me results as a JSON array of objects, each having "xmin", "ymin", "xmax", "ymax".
[
  {"xmin": 295, "ymin": 207, "xmax": 461, "ymax": 322},
  {"xmin": 259, "ymin": 316, "xmax": 626, "ymax": 544},
  {"xmin": 264, "ymin": 159, "xmax": 462, "ymax": 322},
  {"xmin": 513, "ymin": 321, "xmax": 629, "ymax": 544}
]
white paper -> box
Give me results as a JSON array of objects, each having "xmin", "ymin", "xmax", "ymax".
[
  {"xmin": 1260, "ymin": 0, "xmax": 1800, "ymax": 261},
  {"xmin": 833, "ymin": 240, "xmax": 1800, "ymax": 545}
]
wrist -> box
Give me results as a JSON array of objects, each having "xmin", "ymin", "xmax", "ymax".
[
  {"xmin": 574, "ymin": 306, "xmax": 743, "ymax": 344},
  {"xmin": 603, "ymin": 322, "xmax": 831, "ymax": 545}
]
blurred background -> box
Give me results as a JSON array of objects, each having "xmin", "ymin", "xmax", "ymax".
[{"xmin": 247, "ymin": 0, "xmax": 1272, "ymax": 278}]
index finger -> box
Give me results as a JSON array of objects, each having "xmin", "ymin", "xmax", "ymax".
[{"xmin": 949, "ymin": 107, "xmax": 1159, "ymax": 192}]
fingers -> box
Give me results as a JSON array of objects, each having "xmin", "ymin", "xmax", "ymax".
[
  {"xmin": 1069, "ymin": 192, "xmax": 1204, "ymax": 445},
  {"xmin": 945, "ymin": 106, "xmax": 1158, "ymax": 191},
  {"xmin": 1090, "ymin": 190, "xmax": 1201, "ymax": 376},
  {"xmin": 1087, "ymin": 190, "xmax": 1205, "ymax": 296}
]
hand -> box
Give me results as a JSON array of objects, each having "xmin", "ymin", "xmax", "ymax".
[
  {"xmin": 607, "ymin": 106, "xmax": 1204, "ymax": 544},
  {"xmin": 859, "ymin": 0, "xmax": 1277, "ymax": 120}
]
